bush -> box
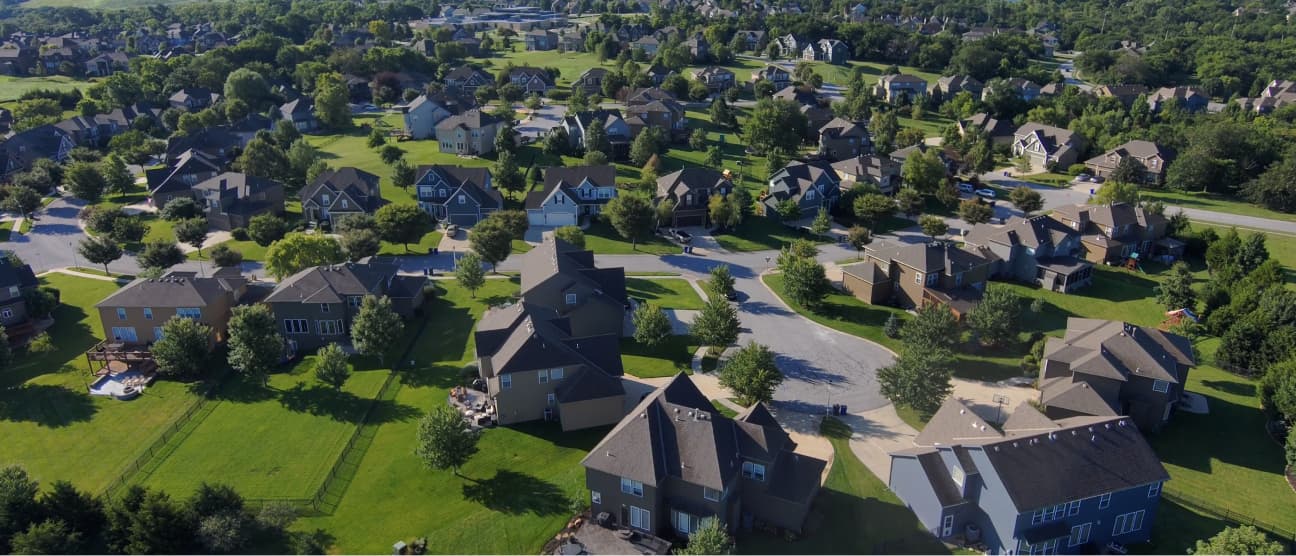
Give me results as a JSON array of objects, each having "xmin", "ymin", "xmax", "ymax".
[
  {"xmin": 230, "ymin": 227, "xmax": 250, "ymax": 241},
  {"xmin": 209, "ymin": 244, "xmax": 244, "ymax": 267},
  {"xmin": 83, "ymin": 206, "xmax": 124, "ymax": 234},
  {"xmin": 110, "ymin": 216, "xmax": 147, "ymax": 243},
  {"xmin": 1029, "ymin": 298, "xmax": 1044, "ymax": 313},
  {"xmin": 1066, "ymin": 163, "xmax": 1088, "ymax": 175},
  {"xmin": 546, "ymin": 90, "xmax": 570, "ymax": 101},
  {"xmin": 883, "ymin": 313, "xmax": 902, "ymax": 339},
  {"xmin": 159, "ymin": 197, "xmax": 202, "ymax": 221}
]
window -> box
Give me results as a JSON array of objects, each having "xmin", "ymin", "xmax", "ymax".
[
  {"xmin": 951, "ymin": 466, "xmax": 965, "ymax": 489},
  {"xmin": 0, "ymin": 308, "xmax": 10, "ymax": 319},
  {"xmin": 153, "ymin": 327, "xmax": 164, "ymax": 341},
  {"xmin": 318, "ymin": 320, "xmax": 343, "ymax": 335},
  {"xmin": 1111, "ymin": 510, "xmax": 1145, "ymax": 536},
  {"xmin": 283, "ymin": 319, "xmax": 309, "ymax": 334},
  {"xmin": 566, "ymin": 293, "xmax": 577, "ymax": 305},
  {"xmin": 1098, "ymin": 493, "xmax": 1111, "ymax": 509},
  {"xmin": 111, "ymin": 327, "xmax": 138, "ymax": 342},
  {"xmin": 1026, "ymin": 538, "xmax": 1058, "ymax": 555},
  {"xmin": 742, "ymin": 461, "xmax": 766, "ymax": 481},
  {"xmin": 954, "ymin": 272, "xmax": 964, "ymax": 286},
  {"xmin": 806, "ymin": 189, "xmax": 816, "ymax": 201},
  {"xmin": 176, "ymin": 308, "xmax": 202, "ymax": 320},
  {"xmin": 591, "ymin": 491, "xmax": 601, "ymax": 505},
  {"xmin": 620, "ymin": 477, "xmax": 644, "ymax": 496},
  {"xmin": 629, "ymin": 506, "xmax": 650, "ymax": 530},
  {"xmin": 348, "ymin": 296, "xmax": 363, "ymax": 308},
  {"xmin": 143, "ymin": 308, "xmax": 153, "ymax": 320},
  {"xmin": 1068, "ymin": 523, "xmax": 1092, "ymax": 547},
  {"xmin": 550, "ymin": 368, "xmax": 564, "ymax": 380},
  {"xmin": 546, "ymin": 393, "xmax": 556, "ymax": 406},
  {"xmin": 321, "ymin": 303, "xmax": 331, "ymax": 313},
  {"xmin": 672, "ymin": 510, "xmax": 699, "ymax": 535},
  {"xmin": 703, "ymin": 487, "xmax": 720, "ymax": 501},
  {"xmin": 1152, "ymin": 380, "xmax": 1169, "ymax": 393},
  {"xmin": 1067, "ymin": 500, "xmax": 1081, "ymax": 516},
  {"xmin": 501, "ymin": 374, "xmax": 512, "ymax": 389},
  {"xmin": 116, "ymin": 308, "xmax": 127, "ymax": 320},
  {"xmin": 914, "ymin": 272, "xmax": 924, "ymax": 285},
  {"xmin": 925, "ymin": 273, "xmax": 939, "ymax": 286},
  {"xmin": 8, "ymin": 286, "xmax": 19, "ymax": 298},
  {"xmin": 941, "ymin": 514, "xmax": 954, "ymax": 537},
  {"xmin": 1031, "ymin": 503, "xmax": 1069, "ymax": 524},
  {"xmin": 538, "ymin": 370, "xmax": 549, "ymax": 384},
  {"xmin": 322, "ymin": 194, "xmax": 331, "ymax": 205},
  {"xmin": 458, "ymin": 194, "xmax": 466, "ymax": 204},
  {"xmin": 341, "ymin": 199, "xmax": 349, "ymax": 209},
  {"xmin": 1148, "ymin": 482, "xmax": 1161, "ymax": 498}
]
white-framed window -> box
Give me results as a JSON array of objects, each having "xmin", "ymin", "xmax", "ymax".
[
  {"xmin": 806, "ymin": 188, "xmax": 816, "ymax": 201},
  {"xmin": 116, "ymin": 308, "xmax": 127, "ymax": 320},
  {"xmin": 1068, "ymin": 523, "xmax": 1092, "ymax": 547},
  {"xmin": 941, "ymin": 514, "xmax": 954, "ymax": 537},
  {"xmin": 1026, "ymin": 538, "xmax": 1058, "ymax": 555},
  {"xmin": 591, "ymin": 491, "xmax": 601, "ymax": 505},
  {"xmin": 1067, "ymin": 500, "xmax": 1081, "ymax": 516},
  {"xmin": 546, "ymin": 392, "xmax": 556, "ymax": 406},
  {"xmin": 348, "ymin": 296, "xmax": 363, "ymax": 308},
  {"xmin": 742, "ymin": 461, "xmax": 766, "ymax": 481},
  {"xmin": 143, "ymin": 308, "xmax": 153, "ymax": 320},
  {"xmin": 1098, "ymin": 492, "xmax": 1111, "ymax": 509},
  {"xmin": 318, "ymin": 320, "xmax": 343, "ymax": 335},
  {"xmin": 620, "ymin": 477, "xmax": 644, "ymax": 496},
  {"xmin": 153, "ymin": 327, "xmax": 164, "ymax": 340},
  {"xmin": 703, "ymin": 487, "xmax": 721, "ymax": 501},
  {"xmin": 566, "ymin": 293, "xmax": 577, "ymax": 305},
  {"xmin": 458, "ymin": 194, "xmax": 467, "ymax": 204},
  {"xmin": 951, "ymin": 466, "xmax": 965, "ymax": 489},
  {"xmin": 418, "ymin": 186, "xmax": 434, "ymax": 198},
  {"xmin": 1111, "ymin": 510, "xmax": 1144, "ymax": 536},
  {"xmin": 538, "ymin": 369, "xmax": 549, "ymax": 384},
  {"xmin": 672, "ymin": 510, "xmax": 699, "ymax": 535},
  {"xmin": 321, "ymin": 303, "xmax": 330, "ymax": 313},
  {"xmin": 177, "ymin": 307, "xmax": 202, "ymax": 320},
  {"xmin": 111, "ymin": 326, "xmax": 138, "ymax": 342},
  {"xmin": 1031, "ymin": 503, "xmax": 1068, "ymax": 524},
  {"xmin": 1152, "ymin": 380, "xmax": 1169, "ymax": 393},
  {"xmin": 550, "ymin": 368, "xmax": 564, "ymax": 380},
  {"xmin": 1148, "ymin": 482, "xmax": 1161, "ymax": 498},
  {"xmin": 501, "ymin": 374, "xmax": 512, "ymax": 389},
  {"xmin": 322, "ymin": 194, "xmax": 331, "ymax": 205},
  {"xmin": 629, "ymin": 506, "xmax": 650, "ymax": 530},
  {"xmin": 283, "ymin": 319, "xmax": 309, "ymax": 334},
  {"xmin": 914, "ymin": 272, "xmax": 923, "ymax": 285},
  {"xmin": 341, "ymin": 199, "xmax": 349, "ymax": 209},
  {"xmin": 8, "ymin": 285, "xmax": 19, "ymax": 297},
  {"xmin": 0, "ymin": 308, "xmax": 11, "ymax": 319}
]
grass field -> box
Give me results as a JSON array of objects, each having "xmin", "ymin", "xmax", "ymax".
[
  {"xmin": 0, "ymin": 274, "xmax": 202, "ymax": 493},
  {"xmin": 620, "ymin": 335, "xmax": 699, "ymax": 378},
  {"xmin": 739, "ymin": 417, "xmax": 947, "ymax": 554},
  {"xmin": 583, "ymin": 219, "xmax": 679, "ymax": 255},
  {"xmin": 1141, "ymin": 189, "xmax": 1296, "ymax": 223},
  {"xmin": 0, "ymin": 75, "xmax": 94, "ymax": 103},
  {"xmin": 625, "ymin": 277, "xmax": 705, "ymax": 310},
  {"xmin": 379, "ymin": 231, "xmax": 443, "ymax": 256},
  {"xmin": 190, "ymin": 239, "xmax": 270, "ymax": 263},
  {"xmin": 141, "ymin": 356, "xmax": 391, "ymax": 499},
  {"xmin": 1018, "ymin": 172, "xmax": 1075, "ymax": 187}
]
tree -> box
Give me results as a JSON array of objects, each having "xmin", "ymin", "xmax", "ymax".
[
  {"xmin": 159, "ymin": 197, "xmax": 202, "ymax": 221},
  {"xmin": 884, "ymin": 313, "xmax": 902, "ymax": 339},
  {"xmin": 708, "ymin": 193, "xmax": 736, "ymax": 230},
  {"xmin": 782, "ymin": 256, "xmax": 830, "ymax": 309},
  {"xmin": 1191, "ymin": 526, "xmax": 1284, "ymax": 555},
  {"xmin": 223, "ymin": 68, "xmax": 270, "ymax": 107},
  {"xmin": 869, "ymin": 109, "xmax": 899, "ymax": 154},
  {"xmin": 151, "ymin": 317, "xmax": 213, "ymax": 379},
  {"xmin": 455, "ymin": 251, "xmax": 486, "ymax": 298},
  {"xmin": 77, "ymin": 236, "xmax": 122, "ymax": 275},
  {"xmin": 707, "ymin": 265, "xmax": 735, "ymax": 298},
  {"xmin": 491, "ymin": 150, "xmax": 524, "ymax": 199},
  {"xmin": 138, "ymin": 241, "xmax": 185, "ymax": 271},
  {"xmin": 375, "ymin": 204, "xmax": 431, "ymax": 252},
  {"xmin": 0, "ymin": 326, "xmax": 10, "ymax": 370},
  {"xmin": 584, "ymin": 119, "xmax": 611, "ymax": 157},
  {"xmin": 1157, "ymin": 262, "xmax": 1196, "ymax": 311},
  {"xmin": 583, "ymin": 151, "xmax": 609, "ymax": 165},
  {"xmin": 0, "ymin": 465, "xmax": 39, "ymax": 553},
  {"xmin": 630, "ymin": 128, "xmax": 663, "ymax": 166},
  {"xmin": 314, "ymin": 343, "xmax": 351, "ymax": 390},
  {"xmin": 340, "ymin": 228, "xmax": 381, "ymax": 261},
  {"xmin": 604, "ymin": 194, "xmax": 655, "ymax": 249},
  {"xmin": 37, "ymin": 480, "xmax": 102, "ymax": 541},
  {"xmin": 553, "ymin": 226, "xmax": 585, "ymax": 249},
  {"xmin": 1262, "ymin": 359, "xmax": 1296, "ymax": 420},
  {"xmin": 1092, "ymin": 180, "xmax": 1140, "ymax": 205},
  {"xmin": 227, "ymin": 304, "xmax": 282, "ymax": 386},
  {"xmin": 173, "ymin": 217, "xmax": 209, "ymax": 255},
  {"xmin": 209, "ymin": 244, "xmax": 243, "ymax": 268},
  {"xmin": 689, "ymin": 128, "xmax": 707, "ymax": 151},
  {"xmin": 677, "ymin": 518, "xmax": 732, "ymax": 555},
  {"xmin": 391, "ymin": 158, "xmax": 416, "ymax": 190},
  {"xmin": 467, "ymin": 219, "xmax": 512, "ymax": 271},
  {"xmin": 896, "ymin": 188, "xmax": 924, "ymax": 217},
  {"xmin": 11, "ymin": 519, "xmax": 82, "ymax": 555},
  {"xmin": 900, "ymin": 149, "xmax": 945, "ymax": 195},
  {"xmin": 878, "ymin": 347, "xmax": 954, "ymax": 415},
  {"xmin": 777, "ymin": 239, "xmax": 819, "ymax": 272},
  {"xmin": 705, "ymin": 146, "xmax": 723, "ymax": 168},
  {"xmin": 264, "ymin": 233, "xmax": 345, "ymax": 280},
  {"xmin": 847, "ymin": 225, "xmax": 871, "ymax": 252},
  {"xmin": 809, "ymin": 208, "xmax": 831, "ymax": 237},
  {"xmin": 853, "ymin": 193, "xmax": 894, "ymax": 229},
  {"xmin": 1239, "ymin": 232, "xmax": 1270, "ymax": 275},
  {"xmin": 742, "ymin": 98, "xmax": 807, "ymax": 154},
  {"xmin": 709, "ymin": 96, "xmax": 737, "ymax": 128},
  {"xmin": 958, "ymin": 198, "xmax": 993, "ymax": 225},
  {"xmin": 351, "ymin": 295, "xmax": 403, "ymax": 363},
  {"xmin": 367, "ymin": 128, "xmax": 386, "ymax": 149},
  {"xmin": 197, "ymin": 512, "xmax": 249, "ymax": 554},
  {"xmin": 235, "ymin": 137, "xmax": 288, "ymax": 181},
  {"xmin": 494, "ymin": 123, "xmax": 517, "ymax": 155},
  {"xmin": 966, "ymin": 285, "xmax": 1022, "ymax": 347},
  {"xmin": 378, "ymin": 144, "xmax": 405, "ymax": 165},
  {"xmin": 719, "ymin": 342, "xmax": 783, "ymax": 406},
  {"xmin": 65, "ymin": 161, "xmax": 106, "ymax": 202},
  {"xmin": 775, "ymin": 198, "xmax": 801, "ymax": 221},
  {"xmin": 1243, "ymin": 152, "xmax": 1296, "ymax": 213},
  {"xmin": 415, "ymin": 406, "xmax": 480, "ymax": 476},
  {"xmin": 247, "ymin": 214, "xmax": 288, "ymax": 247},
  {"xmin": 902, "ymin": 304, "xmax": 959, "ymax": 351},
  {"xmin": 1009, "ymin": 186, "xmax": 1043, "ymax": 214},
  {"xmin": 692, "ymin": 293, "xmax": 740, "ymax": 347},
  {"xmin": 19, "ymin": 288, "xmax": 55, "ymax": 321},
  {"xmin": 632, "ymin": 303, "xmax": 671, "ymax": 347},
  {"xmin": 2, "ymin": 186, "xmax": 41, "ymax": 218},
  {"xmin": 314, "ymin": 72, "xmax": 352, "ymax": 129},
  {"xmin": 919, "ymin": 215, "xmax": 948, "ymax": 239}
]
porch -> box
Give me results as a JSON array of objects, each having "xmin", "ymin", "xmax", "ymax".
[{"xmin": 1035, "ymin": 257, "xmax": 1094, "ymax": 293}]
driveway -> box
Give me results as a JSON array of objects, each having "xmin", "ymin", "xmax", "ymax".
[{"xmin": 516, "ymin": 102, "xmax": 567, "ymax": 140}]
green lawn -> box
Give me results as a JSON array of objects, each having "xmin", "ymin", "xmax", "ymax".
[
  {"xmin": 712, "ymin": 400, "xmax": 738, "ymax": 418},
  {"xmin": 898, "ymin": 114, "xmax": 955, "ymax": 138},
  {"xmin": 620, "ymin": 335, "xmax": 699, "ymax": 378},
  {"xmin": 0, "ymin": 275, "xmax": 202, "ymax": 493},
  {"xmin": 67, "ymin": 266, "xmax": 134, "ymax": 280},
  {"xmin": 583, "ymin": 219, "xmax": 679, "ymax": 255},
  {"xmin": 1140, "ymin": 189, "xmax": 1296, "ymax": 223},
  {"xmin": 0, "ymin": 75, "xmax": 94, "ymax": 103},
  {"xmin": 294, "ymin": 279, "xmax": 607, "ymax": 553},
  {"xmin": 140, "ymin": 356, "xmax": 391, "ymax": 499},
  {"xmin": 714, "ymin": 218, "xmax": 822, "ymax": 252},
  {"xmin": 1018, "ymin": 172, "xmax": 1075, "ymax": 188},
  {"xmin": 739, "ymin": 417, "xmax": 947, "ymax": 554},
  {"xmin": 379, "ymin": 231, "xmax": 443, "ymax": 256},
  {"xmin": 190, "ymin": 239, "xmax": 270, "ymax": 262},
  {"xmin": 625, "ymin": 277, "xmax": 705, "ymax": 310},
  {"xmin": 1190, "ymin": 223, "xmax": 1296, "ymax": 285}
]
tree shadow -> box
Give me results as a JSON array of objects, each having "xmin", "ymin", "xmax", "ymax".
[
  {"xmin": 0, "ymin": 384, "xmax": 97, "ymax": 427},
  {"xmin": 277, "ymin": 383, "xmax": 420, "ymax": 424},
  {"xmin": 211, "ymin": 373, "xmax": 279, "ymax": 404},
  {"xmin": 1200, "ymin": 380, "xmax": 1255, "ymax": 397},
  {"xmin": 1151, "ymin": 396, "xmax": 1283, "ymax": 476},
  {"xmin": 398, "ymin": 364, "xmax": 464, "ymax": 390},
  {"xmin": 461, "ymin": 469, "xmax": 569, "ymax": 516},
  {"xmin": 1077, "ymin": 268, "xmax": 1159, "ymax": 303}
]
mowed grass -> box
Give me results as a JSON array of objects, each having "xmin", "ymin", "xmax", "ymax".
[
  {"xmin": 141, "ymin": 356, "xmax": 391, "ymax": 499},
  {"xmin": 379, "ymin": 231, "xmax": 443, "ymax": 256},
  {"xmin": 190, "ymin": 239, "xmax": 270, "ymax": 262},
  {"xmin": 739, "ymin": 417, "xmax": 947, "ymax": 554},
  {"xmin": 625, "ymin": 277, "xmax": 705, "ymax": 309},
  {"xmin": 620, "ymin": 335, "xmax": 700, "ymax": 378},
  {"xmin": 715, "ymin": 218, "xmax": 827, "ymax": 252},
  {"xmin": 294, "ymin": 279, "xmax": 607, "ymax": 553},
  {"xmin": 0, "ymin": 274, "xmax": 201, "ymax": 493},
  {"xmin": 0, "ymin": 75, "xmax": 94, "ymax": 103},
  {"xmin": 1140, "ymin": 189, "xmax": 1296, "ymax": 223},
  {"xmin": 583, "ymin": 219, "xmax": 679, "ymax": 255}
]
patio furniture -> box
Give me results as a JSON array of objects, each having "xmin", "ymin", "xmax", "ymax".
[
  {"xmin": 615, "ymin": 528, "xmax": 635, "ymax": 541},
  {"xmin": 558, "ymin": 540, "xmax": 583, "ymax": 555}
]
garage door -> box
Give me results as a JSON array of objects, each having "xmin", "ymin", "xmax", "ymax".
[
  {"xmin": 542, "ymin": 212, "xmax": 577, "ymax": 226},
  {"xmin": 449, "ymin": 213, "xmax": 479, "ymax": 226}
]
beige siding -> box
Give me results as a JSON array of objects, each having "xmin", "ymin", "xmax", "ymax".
[{"xmin": 560, "ymin": 395, "xmax": 627, "ymax": 431}]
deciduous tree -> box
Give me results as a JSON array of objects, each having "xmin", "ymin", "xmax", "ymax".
[
  {"xmin": 351, "ymin": 295, "xmax": 404, "ymax": 363},
  {"xmin": 77, "ymin": 236, "xmax": 122, "ymax": 275},
  {"xmin": 919, "ymin": 214, "xmax": 948, "ymax": 239},
  {"xmin": 1192, "ymin": 526, "xmax": 1283, "ymax": 555},
  {"xmin": 966, "ymin": 285, "xmax": 1022, "ymax": 347},
  {"xmin": 314, "ymin": 343, "xmax": 351, "ymax": 390},
  {"xmin": 553, "ymin": 225, "xmax": 585, "ymax": 249},
  {"xmin": 632, "ymin": 303, "xmax": 671, "ymax": 347},
  {"xmin": 1009, "ymin": 186, "xmax": 1043, "ymax": 214},
  {"xmin": 138, "ymin": 240, "xmax": 185, "ymax": 271},
  {"xmin": 1156, "ymin": 262, "xmax": 1196, "ymax": 311},
  {"xmin": 227, "ymin": 304, "xmax": 283, "ymax": 386},
  {"xmin": 151, "ymin": 316, "xmax": 213, "ymax": 379},
  {"xmin": 455, "ymin": 251, "xmax": 486, "ymax": 298},
  {"xmin": 375, "ymin": 203, "xmax": 431, "ymax": 252},
  {"xmin": 958, "ymin": 198, "xmax": 993, "ymax": 225},
  {"xmin": 692, "ymin": 293, "xmax": 740, "ymax": 347},
  {"xmin": 604, "ymin": 194, "xmax": 655, "ymax": 249},
  {"xmin": 173, "ymin": 217, "xmax": 209, "ymax": 255},
  {"xmin": 415, "ymin": 406, "xmax": 480, "ymax": 476},
  {"xmin": 264, "ymin": 233, "xmax": 345, "ymax": 279},
  {"xmin": 719, "ymin": 342, "xmax": 784, "ymax": 406}
]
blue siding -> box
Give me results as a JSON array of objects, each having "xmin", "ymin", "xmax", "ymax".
[{"xmin": 888, "ymin": 457, "xmax": 948, "ymax": 535}]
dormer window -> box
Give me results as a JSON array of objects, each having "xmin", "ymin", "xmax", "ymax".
[
  {"xmin": 566, "ymin": 293, "xmax": 577, "ymax": 305},
  {"xmin": 439, "ymin": 187, "xmax": 447, "ymax": 197},
  {"xmin": 322, "ymin": 194, "xmax": 330, "ymax": 205},
  {"xmin": 951, "ymin": 465, "xmax": 965, "ymax": 488}
]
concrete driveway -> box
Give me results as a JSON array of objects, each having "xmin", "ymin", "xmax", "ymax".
[{"xmin": 516, "ymin": 102, "xmax": 568, "ymax": 140}]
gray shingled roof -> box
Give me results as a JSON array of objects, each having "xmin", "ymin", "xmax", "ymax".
[
  {"xmin": 97, "ymin": 271, "xmax": 244, "ymax": 308},
  {"xmin": 865, "ymin": 240, "xmax": 991, "ymax": 275},
  {"xmin": 1044, "ymin": 318, "xmax": 1194, "ymax": 384},
  {"xmin": 263, "ymin": 259, "xmax": 407, "ymax": 305}
]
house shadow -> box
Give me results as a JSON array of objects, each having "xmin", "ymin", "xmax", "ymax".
[
  {"xmin": 740, "ymin": 300, "xmax": 792, "ymax": 316},
  {"xmin": 277, "ymin": 382, "xmax": 420, "ymax": 424},
  {"xmin": 397, "ymin": 363, "xmax": 463, "ymax": 390},
  {"xmin": 0, "ymin": 384, "xmax": 97, "ymax": 427},
  {"xmin": 461, "ymin": 469, "xmax": 569, "ymax": 516},
  {"xmin": 505, "ymin": 420, "xmax": 608, "ymax": 451},
  {"xmin": 1200, "ymin": 380, "xmax": 1254, "ymax": 397},
  {"xmin": 1151, "ymin": 395, "xmax": 1283, "ymax": 476}
]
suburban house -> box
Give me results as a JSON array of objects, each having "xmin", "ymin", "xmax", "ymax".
[
  {"xmin": 563, "ymin": 109, "xmax": 632, "ymax": 159},
  {"xmin": 632, "ymin": 36, "xmax": 660, "ymax": 56},
  {"xmin": 645, "ymin": 64, "xmax": 673, "ymax": 85},
  {"xmin": 840, "ymin": 240, "xmax": 994, "ymax": 316},
  {"xmin": 96, "ymin": 269, "xmax": 252, "ymax": 346},
  {"xmin": 734, "ymin": 30, "xmax": 766, "ymax": 50},
  {"xmin": 763, "ymin": 160, "xmax": 841, "ymax": 219},
  {"xmin": 163, "ymin": 126, "xmax": 243, "ymax": 166},
  {"xmin": 817, "ymin": 117, "xmax": 871, "ymax": 161},
  {"xmin": 443, "ymin": 66, "xmax": 494, "ymax": 94},
  {"xmin": 524, "ymin": 29, "xmax": 558, "ymax": 50},
  {"xmin": 525, "ymin": 165, "xmax": 618, "ymax": 226},
  {"xmin": 963, "ymin": 215, "xmax": 1095, "ymax": 293},
  {"xmin": 935, "ymin": 75, "xmax": 984, "ymax": 99},
  {"xmin": 847, "ymin": 3, "xmax": 868, "ymax": 21},
  {"xmin": 750, "ymin": 65, "xmax": 791, "ymax": 90},
  {"xmin": 168, "ymin": 87, "xmax": 220, "ymax": 111},
  {"xmin": 1011, "ymin": 123, "xmax": 1086, "ymax": 171},
  {"xmin": 279, "ymin": 97, "xmax": 319, "ymax": 132},
  {"xmin": 52, "ymin": 105, "xmax": 160, "ymax": 148},
  {"xmin": 583, "ymin": 373, "xmax": 827, "ymax": 537},
  {"xmin": 265, "ymin": 258, "xmax": 427, "ymax": 353},
  {"xmin": 1083, "ymin": 141, "xmax": 1173, "ymax": 186},
  {"xmin": 982, "ymin": 78, "xmax": 1041, "ymax": 103},
  {"xmin": 575, "ymin": 67, "xmax": 610, "ymax": 94},
  {"xmin": 1048, "ymin": 203, "xmax": 1182, "ymax": 264},
  {"xmin": 0, "ymin": 257, "xmax": 42, "ymax": 339},
  {"xmin": 145, "ymin": 149, "xmax": 224, "ymax": 208},
  {"xmin": 436, "ymin": 110, "xmax": 505, "ymax": 155},
  {"xmin": 508, "ymin": 67, "xmax": 556, "ymax": 93},
  {"xmin": 1039, "ymin": 33, "xmax": 1060, "ymax": 56},
  {"xmin": 1094, "ymin": 84, "xmax": 1149, "ymax": 108},
  {"xmin": 655, "ymin": 167, "xmax": 734, "ymax": 228},
  {"xmin": 774, "ymin": 34, "xmax": 802, "ymax": 58},
  {"xmin": 300, "ymin": 167, "xmax": 382, "ymax": 225},
  {"xmin": 683, "ymin": 33, "xmax": 709, "ymax": 60},
  {"xmin": 889, "ymin": 397, "xmax": 1169, "ymax": 554},
  {"xmin": 1147, "ymin": 86, "xmax": 1209, "ymax": 113},
  {"xmin": 692, "ymin": 66, "xmax": 736, "ymax": 91},
  {"xmin": 413, "ymin": 164, "xmax": 501, "ymax": 226},
  {"xmin": 875, "ymin": 74, "xmax": 928, "ymax": 103},
  {"xmin": 961, "ymin": 26, "xmax": 1003, "ymax": 41},
  {"xmin": 890, "ymin": 143, "xmax": 960, "ymax": 175},
  {"xmin": 624, "ymin": 88, "xmax": 687, "ymax": 140},
  {"xmin": 192, "ymin": 172, "xmax": 286, "ymax": 230},
  {"xmin": 1038, "ymin": 318, "xmax": 1196, "ymax": 432},
  {"xmin": 830, "ymin": 155, "xmax": 901, "ymax": 194},
  {"xmin": 2, "ymin": 125, "xmax": 74, "ymax": 176},
  {"xmin": 802, "ymin": 39, "xmax": 848, "ymax": 64},
  {"xmin": 400, "ymin": 94, "xmax": 457, "ymax": 140},
  {"xmin": 958, "ymin": 113, "xmax": 1015, "ymax": 145},
  {"xmin": 773, "ymin": 85, "xmax": 821, "ymax": 107},
  {"xmin": 474, "ymin": 238, "xmax": 629, "ymax": 430}
]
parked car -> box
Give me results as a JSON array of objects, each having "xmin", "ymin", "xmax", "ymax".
[
  {"xmin": 673, "ymin": 229, "xmax": 693, "ymax": 243},
  {"xmin": 957, "ymin": 182, "xmax": 975, "ymax": 193},
  {"xmin": 1076, "ymin": 173, "xmax": 1092, "ymax": 182},
  {"xmin": 445, "ymin": 224, "xmax": 459, "ymax": 237},
  {"xmin": 975, "ymin": 188, "xmax": 997, "ymax": 199}
]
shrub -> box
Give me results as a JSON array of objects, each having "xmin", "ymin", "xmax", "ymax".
[
  {"xmin": 110, "ymin": 216, "xmax": 147, "ymax": 243},
  {"xmin": 230, "ymin": 227, "xmax": 250, "ymax": 241},
  {"xmin": 159, "ymin": 197, "xmax": 202, "ymax": 221},
  {"xmin": 1066, "ymin": 163, "xmax": 1088, "ymax": 175},
  {"xmin": 883, "ymin": 313, "xmax": 902, "ymax": 339}
]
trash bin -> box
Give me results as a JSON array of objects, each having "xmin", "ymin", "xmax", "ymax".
[
  {"xmin": 838, "ymin": 404, "xmax": 848, "ymax": 415},
  {"xmin": 432, "ymin": 248, "xmax": 439, "ymax": 255}
]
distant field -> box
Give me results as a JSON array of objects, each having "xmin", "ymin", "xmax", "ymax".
[{"xmin": 0, "ymin": 75, "xmax": 94, "ymax": 103}]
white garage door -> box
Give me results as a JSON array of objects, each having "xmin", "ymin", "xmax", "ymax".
[{"xmin": 541, "ymin": 212, "xmax": 576, "ymax": 226}]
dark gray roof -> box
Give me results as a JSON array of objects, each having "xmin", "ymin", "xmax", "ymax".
[
  {"xmin": 767, "ymin": 160, "xmax": 838, "ymax": 202},
  {"xmin": 1043, "ymin": 318, "xmax": 1195, "ymax": 384},
  {"xmin": 655, "ymin": 167, "xmax": 731, "ymax": 201},
  {"xmin": 435, "ymin": 109, "xmax": 502, "ymax": 131},
  {"xmin": 193, "ymin": 172, "xmax": 282, "ymax": 198},
  {"xmin": 263, "ymin": 259, "xmax": 408, "ymax": 305},
  {"xmin": 0, "ymin": 257, "xmax": 37, "ymax": 290},
  {"xmin": 865, "ymin": 240, "xmax": 991, "ymax": 275},
  {"xmin": 299, "ymin": 167, "xmax": 381, "ymax": 211},
  {"xmin": 964, "ymin": 215, "xmax": 1077, "ymax": 250},
  {"xmin": 97, "ymin": 271, "xmax": 245, "ymax": 308}
]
